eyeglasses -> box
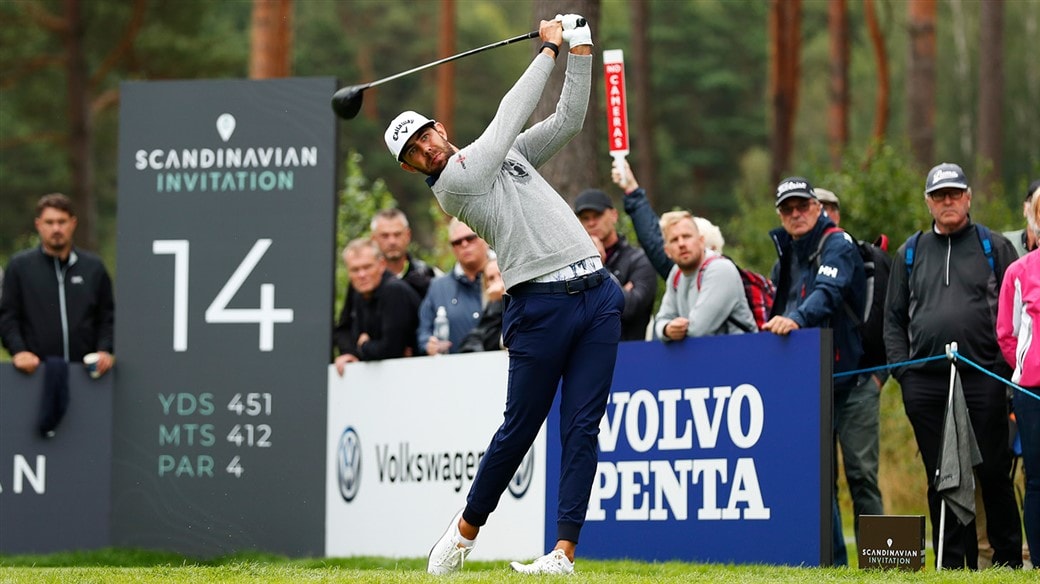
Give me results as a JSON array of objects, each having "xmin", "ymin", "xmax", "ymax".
[
  {"xmin": 927, "ymin": 190, "xmax": 966, "ymax": 202},
  {"xmin": 450, "ymin": 233, "xmax": 479, "ymax": 247},
  {"xmin": 778, "ymin": 199, "xmax": 813, "ymax": 216}
]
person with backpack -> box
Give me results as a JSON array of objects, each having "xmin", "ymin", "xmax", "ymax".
[
  {"xmin": 763, "ymin": 177, "xmax": 868, "ymax": 567},
  {"xmin": 654, "ymin": 211, "xmax": 756, "ymax": 339},
  {"xmin": 808, "ymin": 187, "xmax": 889, "ymax": 556},
  {"xmin": 884, "ymin": 162, "xmax": 1023, "ymax": 569},
  {"xmin": 610, "ymin": 159, "xmax": 775, "ymax": 330}
]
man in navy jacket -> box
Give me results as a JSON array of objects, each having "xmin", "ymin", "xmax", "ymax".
[{"xmin": 763, "ymin": 177, "xmax": 868, "ymax": 566}]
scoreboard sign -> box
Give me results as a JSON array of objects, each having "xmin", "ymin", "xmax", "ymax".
[{"xmin": 113, "ymin": 78, "xmax": 337, "ymax": 556}]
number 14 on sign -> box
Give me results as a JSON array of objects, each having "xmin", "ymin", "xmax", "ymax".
[{"xmin": 152, "ymin": 239, "xmax": 294, "ymax": 352}]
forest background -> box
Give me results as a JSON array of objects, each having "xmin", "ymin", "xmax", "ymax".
[{"xmin": 1, "ymin": 0, "xmax": 1038, "ymax": 538}]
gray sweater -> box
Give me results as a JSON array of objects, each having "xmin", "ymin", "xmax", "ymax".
[
  {"xmin": 655, "ymin": 250, "xmax": 756, "ymax": 338},
  {"xmin": 428, "ymin": 53, "xmax": 598, "ymax": 290}
]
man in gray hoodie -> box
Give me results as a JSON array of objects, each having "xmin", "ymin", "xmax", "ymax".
[{"xmin": 384, "ymin": 14, "xmax": 622, "ymax": 577}]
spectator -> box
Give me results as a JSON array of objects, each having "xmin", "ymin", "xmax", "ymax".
[
  {"xmin": 815, "ymin": 188, "xmax": 842, "ymax": 226},
  {"xmin": 884, "ymin": 162, "xmax": 1022, "ymax": 569},
  {"xmin": 418, "ymin": 219, "xmax": 489, "ymax": 355},
  {"xmin": 1002, "ymin": 179, "xmax": 1040, "ymax": 258},
  {"xmin": 693, "ymin": 217, "xmax": 725, "ymax": 254},
  {"xmin": 370, "ymin": 208, "xmax": 441, "ymax": 298},
  {"xmin": 762, "ymin": 177, "xmax": 868, "ymax": 567},
  {"xmin": 386, "ymin": 16, "xmax": 622, "ymax": 575},
  {"xmin": 333, "ymin": 238, "xmax": 420, "ymax": 373},
  {"xmin": 997, "ymin": 183, "xmax": 1040, "ymax": 569},
  {"xmin": 654, "ymin": 211, "xmax": 755, "ymax": 339},
  {"xmin": 0, "ymin": 193, "xmax": 114, "ymax": 376},
  {"xmin": 573, "ymin": 188, "xmax": 657, "ymax": 341},
  {"xmin": 806, "ymin": 186, "xmax": 888, "ymax": 550},
  {"xmin": 459, "ymin": 258, "xmax": 505, "ymax": 353},
  {"xmin": 610, "ymin": 158, "xmax": 725, "ymax": 279}
]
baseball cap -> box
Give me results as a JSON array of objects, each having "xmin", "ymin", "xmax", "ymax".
[
  {"xmin": 924, "ymin": 163, "xmax": 969, "ymax": 194},
  {"xmin": 814, "ymin": 188, "xmax": 840, "ymax": 209},
  {"xmin": 574, "ymin": 189, "xmax": 614, "ymax": 214},
  {"xmin": 385, "ymin": 111, "xmax": 436, "ymax": 162},
  {"xmin": 775, "ymin": 177, "xmax": 816, "ymax": 207}
]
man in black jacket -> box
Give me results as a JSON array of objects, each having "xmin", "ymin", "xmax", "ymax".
[
  {"xmin": 573, "ymin": 188, "xmax": 656, "ymax": 340},
  {"xmin": 0, "ymin": 193, "xmax": 114, "ymax": 376},
  {"xmin": 333, "ymin": 238, "xmax": 420, "ymax": 374},
  {"xmin": 884, "ymin": 162, "xmax": 1022, "ymax": 569},
  {"xmin": 370, "ymin": 208, "xmax": 440, "ymax": 299}
]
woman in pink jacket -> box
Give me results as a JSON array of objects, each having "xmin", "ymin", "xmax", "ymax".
[{"xmin": 997, "ymin": 184, "xmax": 1040, "ymax": 564}]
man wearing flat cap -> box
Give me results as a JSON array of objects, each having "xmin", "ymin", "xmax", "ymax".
[
  {"xmin": 885, "ymin": 163, "xmax": 1022, "ymax": 569},
  {"xmin": 574, "ymin": 189, "xmax": 656, "ymax": 340}
]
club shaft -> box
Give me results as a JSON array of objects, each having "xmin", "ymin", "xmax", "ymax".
[{"xmin": 363, "ymin": 30, "xmax": 538, "ymax": 91}]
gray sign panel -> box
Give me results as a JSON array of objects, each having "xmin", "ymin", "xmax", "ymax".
[
  {"xmin": 0, "ymin": 363, "xmax": 113, "ymax": 554},
  {"xmin": 113, "ymin": 78, "xmax": 336, "ymax": 556}
]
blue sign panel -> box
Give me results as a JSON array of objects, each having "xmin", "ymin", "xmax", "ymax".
[{"xmin": 546, "ymin": 329, "xmax": 833, "ymax": 566}]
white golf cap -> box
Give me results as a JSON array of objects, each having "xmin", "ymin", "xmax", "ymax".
[{"xmin": 385, "ymin": 111, "xmax": 436, "ymax": 162}]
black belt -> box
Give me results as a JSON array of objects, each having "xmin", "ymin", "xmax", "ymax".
[{"xmin": 508, "ymin": 269, "xmax": 609, "ymax": 295}]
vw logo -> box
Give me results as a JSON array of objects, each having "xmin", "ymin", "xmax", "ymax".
[
  {"xmin": 337, "ymin": 427, "xmax": 361, "ymax": 502},
  {"xmin": 507, "ymin": 445, "xmax": 535, "ymax": 498}
]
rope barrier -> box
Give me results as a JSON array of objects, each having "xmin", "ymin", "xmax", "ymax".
[{"xmin": 833, "ymin": 350, "xmax": 1039, "ymax": 402}]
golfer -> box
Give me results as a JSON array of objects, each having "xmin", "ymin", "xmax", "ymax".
[{"xmin": 384, "ymin": 15, "xmax": 622, "ymax": 576}]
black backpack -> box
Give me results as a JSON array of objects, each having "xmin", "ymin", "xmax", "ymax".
[{"xmin": 812, "ymin": 229, "xmax": 891, "ymax": 357}]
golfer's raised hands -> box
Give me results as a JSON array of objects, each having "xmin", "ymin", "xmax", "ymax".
[{"xmin": 556, "ymin": 14, "xmax": 592, "ymax": 47}]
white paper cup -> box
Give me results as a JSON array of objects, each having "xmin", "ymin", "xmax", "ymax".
[{"xmin": 83, "ymin": 352, "xmax": 101, "ymax": 379}]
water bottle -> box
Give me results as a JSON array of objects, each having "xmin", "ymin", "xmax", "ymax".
[{"xmin": 433, "ymin": 306, "xmax": 450, "ymax": 353}]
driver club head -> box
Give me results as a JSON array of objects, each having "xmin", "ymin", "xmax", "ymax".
[{"xmin": 331, "ymin": 85, "xmax": 367, "ymax": 120}]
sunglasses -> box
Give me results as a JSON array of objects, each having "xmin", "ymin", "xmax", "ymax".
[
  {"xmin": 778, "ymin": 199, "xmax": 813, "ymax": 216},
  {"xmin": 450, "ymin": 233, "xmax": 479, "ymax": 247},
  {"xmin": 926, "ymin": 190, "xmax": 966, "ymax": 202}
]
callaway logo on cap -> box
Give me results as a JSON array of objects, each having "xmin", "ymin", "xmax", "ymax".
[
  {"xmin": 924, "ymin": 162, "xmax": 968, "ymax": 194},
  {"xmin": 385, "ymin": 110, "xmax": 436, "ymax": 162}
]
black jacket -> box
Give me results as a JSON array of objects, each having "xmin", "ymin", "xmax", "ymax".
[
  {"xmin": 0, "ymin": 246, "xmax": 114, "ymax": 361},
  {"xmin": 458, "ymin": 299, "xmax": 504, "ymax": 353},
  {"xmin": 884, "ymin": 220, "xmax": 1016, "ymax": 378},
  {"xmin": 333, "ymin": 271, "xmax": 420, "ymax": 360},
  {"xmin": 401, "ymin": 253, "xmax": 438, "ymax": 300},
  {"xmin": 605, "ymin": 234, "xmax": 658, "ymax": 341}
]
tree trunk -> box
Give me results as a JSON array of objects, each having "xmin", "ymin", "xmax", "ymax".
[
  {"xmin": 828, "ymin": 0, "xmax": 849, "ymax": 170},
  {"xmin": 769, "ymin": 0, "xmax": 801, "ymax": 185},
  {"xmin": 907, "ymin": 0, "xmax": 937, "ymax": 168},
  {"xmin": 630, "ymin": 0, "xmax": 655, "ymax": 200},
  {"xmin": 977, "ymin": 0, "xmax": 1003, "ymax": 200},
  {"xmin": 249, "ymin": 0, "xmax": 293, "ymax": 79},
  {"xmin": 864, "ymin": 0, "xmax": 889, "ymax": 151},
  {"xmin": 435, "ymin": 0, "xmax": 456, "ymax": 133},
  {"xmin": 949, "ymin": 0, "xmax": 973, "ymax": 161},
  {"xmin": 64, "ymin": 0, "xmax": 95, "ymax": 250},
  {"xmin": 531, "ymin": 0, "xmax": 601, "ymax": 203}
]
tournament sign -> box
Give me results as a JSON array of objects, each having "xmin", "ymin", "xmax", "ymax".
[
  {"xmin": 113, "ymin": 78, "xmax": 337, "ymax": 556},
  {"xmin": 547, "ymin": 330, "xmax": 835, "ymax": 566}
]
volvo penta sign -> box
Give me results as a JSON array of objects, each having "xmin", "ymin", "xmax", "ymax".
[
  {"xmin": 548, "ymin": 331, "xmax": 834, "ymax": 566},
  {"xmin": 113, "ymin": 77, "xmax": 337, "ymax": 557}
]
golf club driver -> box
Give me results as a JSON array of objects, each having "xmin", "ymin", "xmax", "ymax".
[{"xmin": 331, "ymin": 22, "xmax": 583, "ymax": 120}]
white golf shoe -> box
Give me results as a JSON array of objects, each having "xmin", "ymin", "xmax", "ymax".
[
  {"xmin": 509, "ymin": 548, "xmax": 575, "ymax": 575},
  {"xmin": 427, "ymin": 509, "xmax": 473, "ymax": 575}
]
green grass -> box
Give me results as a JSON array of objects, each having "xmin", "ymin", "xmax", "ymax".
[{"xmin": 0, "ymin": 550, "xmax": 1034, "ymax": 583}]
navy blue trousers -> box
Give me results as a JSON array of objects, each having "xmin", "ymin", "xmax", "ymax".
[{"xmin": 463, "ymin": 274, "xmax": 623, "ymax": 544}]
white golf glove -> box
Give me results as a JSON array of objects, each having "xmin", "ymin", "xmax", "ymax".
[{"xmin": 556, "ymin": 13, "xmax": 593, "ymax": 48}]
